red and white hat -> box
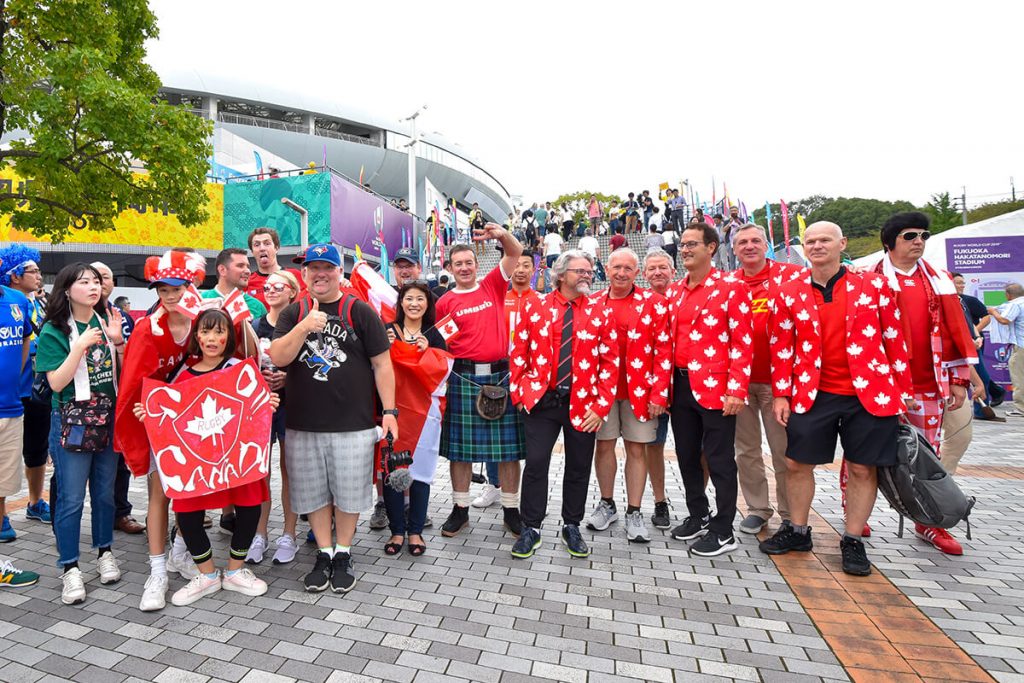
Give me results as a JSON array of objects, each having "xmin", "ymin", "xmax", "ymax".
[{"xmin": 144, "ymin": 250, "xmax": 206, "ymax": 288}]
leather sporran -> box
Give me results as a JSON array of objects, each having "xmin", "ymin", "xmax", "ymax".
[{"xmin": 475, "ymin": 384, "xmax": 508, "ymax": 421}]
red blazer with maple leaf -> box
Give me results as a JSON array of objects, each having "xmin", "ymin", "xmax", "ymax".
[
  {"xmin": 666, "ymin": 269, "xmax": 755, "ymax": 410},
  {"xmin": 768, "ymin": 269, "xmax": 913, "ymax": 417},
  {"xmin": 590, "ymin": 287, "xmax": 672, "ymax": 421},
  {"xmin": 510, "ymin": 291, "xmax": 619, "ymax": 430}
]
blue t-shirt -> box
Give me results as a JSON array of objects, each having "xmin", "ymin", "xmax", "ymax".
[
  {"xmin": 0, "ymin": 286, "xmax": 33, "ymax": 416},
  {"xmin": 19, "ymin": 296, "xmax": 45, "ymax": 398}
]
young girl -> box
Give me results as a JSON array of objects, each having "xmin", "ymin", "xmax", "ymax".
[
  {"xmin": 135, "ymin": 308, "xmax": 277, "ymax": 606},
  {"xmin": 247, "ymin": 270, "xmax": 300, "ymax": 565},
  {"xmin": 35, "ymin": 263, "xmax": 125, "ymax": 605},
  {"xmin": 382, "ymin": 281, "xmax": 448, "ymax": 556}
]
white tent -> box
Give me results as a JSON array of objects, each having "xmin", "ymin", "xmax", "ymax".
[{"xmin": 853, "ymin": 208, "xmax": 1024, "ymax": 270}]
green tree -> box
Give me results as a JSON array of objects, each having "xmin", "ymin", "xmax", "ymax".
[
  {"xmin": 967, "ymin": 199, "xmax": 1024, "ymax": 224},
  {"xmin": 0, "ymin": 0, "xmax": 212, "ymax": 242},
  {"xmin": 923, "ymin": 192, "xmax": 961, "ymax": 234},
  {"xmin": 550, "ymin": 190, "xmax": 622, "ymax": 225}
]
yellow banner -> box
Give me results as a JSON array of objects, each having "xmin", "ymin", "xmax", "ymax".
[{"xmin": 0, "ymin": 168, "xmax": 224, "ymax": 249}]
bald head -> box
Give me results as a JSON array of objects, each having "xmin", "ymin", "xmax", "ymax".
[
  {"xmin": 804, "ymin": 221, "xmax": 844, "ymax": 240},
  {"xmin": 803, "ymin": 221, "xmax": 847, "ymax": 271}
]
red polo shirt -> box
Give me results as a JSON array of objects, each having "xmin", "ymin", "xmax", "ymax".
[
  {"xmin": 896, "ymin": 267, "xmax": 939, "ymax": 392},
  {"xmin": 673, "ymin": 272, "xmax": 714, "ymax": 368},
  {"xmin": 505, "ymin": 286, "xmax": 540, "ymax": 352},
  {"xmin": 545, "ymin": 290, "xmax": 584, "ymax": 391},
  {"xmin": 606, "ymin": 293, "xmax": 636, "ymax": 400},
  {"xmin": 742, "ymin": 263, "xmax": 772, "ymax": 384},
  {"xmin": 814, "ymin": 269, "xmax": 856, "ymax": 396}
]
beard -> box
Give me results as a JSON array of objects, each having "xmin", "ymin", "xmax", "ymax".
[{"xmin": 575, "ymin": 281, "xmax": 592, "ymax": 296}]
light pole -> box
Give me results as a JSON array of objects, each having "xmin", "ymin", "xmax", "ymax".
[
  {"xmin": 281, "ymin": 198, "xmax": 308, "ymax": 249},
  {"xmin": 402, "ymin": 105, "xmax": 428, "ymax": 224}
]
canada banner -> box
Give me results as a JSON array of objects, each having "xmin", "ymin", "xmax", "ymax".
[
  {"xmin": 350, "ymin": 261, "xmax": 397, "ymax": 323},
  {"xmin": 141, "ymin": 359, "xmax": 273, "ymax": 500}
]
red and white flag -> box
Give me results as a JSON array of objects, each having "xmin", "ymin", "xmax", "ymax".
[
  {"xmin": 222, "ymin": 289, "xmax": 252, "ymax": 325},
  {"xmin": 434, "ymin": 313, "xmax": 460, "ymax": 342},
  {"xmin": 174, "ymin": 285, "xmax": 205, "ymax": 320},
  {"xmin": 350, "ymin": 261, "xmax": 397, "ymax": 323}
]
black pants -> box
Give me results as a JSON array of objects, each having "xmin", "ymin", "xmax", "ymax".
[
  {"xmin": 383, "ymin": 479, "xmax": 430, "ymax": 536},
  {"xmin": 669, "ymin": 369, "xmax": 738, "ymax": 536},
  {"xmin": 114, "ymin": 453, "xmax": 132, "ymax": 518},
  {"xmin": 521, "ymin": 392, "xmax": 597, "ymax": 529},
  {"xmin": 177, "ymin": 504, "xmax": 261, "ymax": 564}
]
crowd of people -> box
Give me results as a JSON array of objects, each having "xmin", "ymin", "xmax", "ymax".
[{"xmin": 0, "ymin": 208, "xmax": 1012, "ymax": 610}]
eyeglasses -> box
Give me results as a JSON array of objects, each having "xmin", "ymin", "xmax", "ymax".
[
  {"xmin": 679, "ymin": 241, "xmax": 704, "ymax": 250},
  {"xmin": 900, "ymin": 230, "xmax": 931, "ymax": 242},
  {"xmin": 566, "ymin": 268, "xmax": 594, "ymax": 277},
  {"xmin": 263, "ymin": 283, "xmax": 292, "ymax": 293}
]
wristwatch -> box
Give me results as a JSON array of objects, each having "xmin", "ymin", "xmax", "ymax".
[{"xmin": 382, "ymin": 409, "xmax": 399, "ymax": 417}]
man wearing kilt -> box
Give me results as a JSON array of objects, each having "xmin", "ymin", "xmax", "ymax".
[{"xmin": 436, "ymin": 223, "xmax": 525, "ymax": 537}]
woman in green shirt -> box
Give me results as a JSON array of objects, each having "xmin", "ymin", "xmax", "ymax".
[{"xmin": 35, "ymin": 263, "xmax": 125, "ymax": 606}]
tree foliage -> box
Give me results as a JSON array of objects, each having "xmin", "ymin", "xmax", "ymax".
[
  {"xmin": 0, "ymin": 0, "xmax": 212, "ymax": 242},
  {"xmin": 923, "ymin": 192, "xmax": 961, "ymax": 234},
  {"xmin": 967, "ymin": 199, "xmax": 1024, "ymax": 224},
  {"xmin": 549, "ymin": 190, "xmax": 622, "ymax": 224}
]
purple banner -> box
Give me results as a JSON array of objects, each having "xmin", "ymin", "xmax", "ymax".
[
  {"xmin": 945, "ymin": 236, "xmax": 1024, "ymax": 274},
  {"xmin": 329, "ymin": 175, "xmax": 411, "ymax": 260}
]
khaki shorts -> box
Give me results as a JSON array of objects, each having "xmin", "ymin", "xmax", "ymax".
[
  {"xmin": 0, "ymin": 416, "xmax": 25, "ymax": 497},
  {"xmin": 597, "ymin": 399, "xmax": 657, "ymax": 443}
]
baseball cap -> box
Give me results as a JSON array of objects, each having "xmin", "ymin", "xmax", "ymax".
[
  {"xmin": 392, "ymin": 248, "xmax": 418, "ymax": 265},
  {"xmin": 303, "ymin": 243, "xmax": 341, "ymax": 267}
]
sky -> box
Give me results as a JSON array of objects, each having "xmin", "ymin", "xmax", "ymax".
[{"xmin": 146, "ymin": 0, "xmax": 1023, "ymax": 211}]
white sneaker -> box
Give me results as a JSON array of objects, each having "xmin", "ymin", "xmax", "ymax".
[
  {"xmin": 139, "ymin": 574, "xmax": 168, "ymax": 612},
  {"xmin": 97, "ymin": 551, "xmax": 121, "ymax": 585},
  {"xmin": 222, "ymin": 567, "xmax": 268, "ymax": 597},
  {"xmin": 272, "ymin": 534, "xmax": 297, "ymax": 565},
  {"xmin": 624, "ymin": 511, "xmax": 651, "ymax": 543},
  {"xmin": 171, "ymin": 571, "xmax": 221, "ymax": 606},
  {"xmin": 61, "ymin": 567, "xmax": 86, "ymax": 605},
  {"xmin": 166, "ymin": 547, "xmax": 199, "ymax": 580},
  {"xmin": 245, "ymin": 535, "xmax": 267, "ymax": 565},
  {"xmin": 472, "ymin": 484, "xmax": 501, "ymax": 508},
  {"xmin": 585, "ymin": 500, "xmax": 619, "ymax": 531}
]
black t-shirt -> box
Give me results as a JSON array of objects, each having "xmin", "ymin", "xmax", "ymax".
[
  {"xmin": 273, "ymin": 297, "xmax": 390, "ymax": 432},
  {"xmin": 960, "ymin": 294, "xmax": 987, "ymax": 327},
  {"xmin": 385, "ymin": 322, "xmax": 447, "ymax": 351}
]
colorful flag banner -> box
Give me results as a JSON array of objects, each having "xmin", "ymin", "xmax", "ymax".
[
  {"xmin": 350, "ymin": 261, "xmax": 397, "ymax": 322},
  {"xmin": 221, "ymin": 289, "xmax": 253, "ymax": 325},
  {"xmin": 797, "ymin": 213, "xmax": 807, "ymax": 242},
  {"xmin": 433, "ymin": 313, "xmax": 460, "ymax": 342},
  {"xmin": 780, "ymin": 199, "xmax": 791, "ymax": 256},
  {"xmin": 175, "ymin": 285, "xmax": 205, "ymax": 320}
]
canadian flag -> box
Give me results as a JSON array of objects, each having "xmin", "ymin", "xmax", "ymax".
[
  {"xmin": 222, "ymin": 289, "xmax": 252, "ymax": 325},
  {"xmin": 434, "ymin": 313, "xmax": 460, "ymax": 342},
  {"xmin": 350, "ymin": 261, "xmax": 397, "ymax": 323},
  {"xmin": 175, "ymin": 285, "xmax": 205, "ymax": 320}
]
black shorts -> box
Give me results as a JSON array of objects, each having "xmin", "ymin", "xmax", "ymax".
[
  {"xmin": 785, "ymin": 391, "xmax": 898, "ymax": 467},
  {"xmin": 21, "ymin": 397, "xmax": 51, "ymax": 468},
  {"xmin": 271, "ymin": 407, "xmax": 287, "ymax": 446}
]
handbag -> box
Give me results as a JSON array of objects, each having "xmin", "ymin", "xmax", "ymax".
[
  {"xmin": 475, "ymin": 384, "xmax": 508, "ymax": 421},
  {"xmin": 60, "ymin": 395, "xmax": 114, "ymax": 452},
  {"xmin": 31, "ymin": 371, "xmax": 53, "ymax": 406}
]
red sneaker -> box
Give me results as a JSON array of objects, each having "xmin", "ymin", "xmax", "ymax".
[
  {"xmin": 862, "ymin": 523, "xmax": 872, "ymax": 538},
  {"xmin": 915, "ymin": 524, "xmax": 963, "ymax": 555}
]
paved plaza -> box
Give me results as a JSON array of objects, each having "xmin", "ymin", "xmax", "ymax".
[{"xmin": 0, "ymin": 417, "xmax": 1021, "ymax": 683}]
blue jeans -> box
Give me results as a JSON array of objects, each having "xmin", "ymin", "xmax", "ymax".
[
  {"xmin": 49, "ymin": 409, "xmax": 117, "ymax": 566},
  {"xmin": 486, "ymin": 462, "xmax": 500, "ymax": 488},
  {"xmin": 383, "ymin": 479, "xmax": 430, "ymax": 536}
]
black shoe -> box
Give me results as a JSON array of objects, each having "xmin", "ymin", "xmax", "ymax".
[
  {"xmin": 503, "ymin": 507, "xmax": 523, "ymax": 537},
  {"xmin": 441, "ymin": 505, "xmax": 469, "ymax": 537},
  {"xmin": 651, "ymin": 499, "xmax": 672, "ymax": 530},
  {"xmin": 303, "ymin": 551, "xmax": 332, "ymax": 592},
  {"xmin": 670, "ymin": 515, "xmax": 709, "ymax": 541},
  {"xmin": 690, "ymin": 531, "xmax": 738, "ymax": 557},
  {"xmin": 330, "ymin": 552, "xmax": 357, "ymax": 593},
  {"xmin": 219, "ymin": 512, "xmax": 236, "ymax": 532},
  {"xmin": 840, "ymin": 537, "xmax": 872, "ymax": 576},
  {"xmin": 471, "ymin": 472, "xmax": 487, "ymax": 484},
  {"xmin": 510, "ymin": 527, "xmax": 542, "ymax": 559},
  {"xmin": 759, "ymin": 525, "xmax": 813, "ymax": 555},
  {"xmin": 560, "ymin": 524, "xmax": 590, "ymax": 558}
]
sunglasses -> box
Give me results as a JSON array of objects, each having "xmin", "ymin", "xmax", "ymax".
[
  {"xmin": 899, "ymin": 230, "xmax": 931, "ymax": 242},
  {"xmin": 263, "ymin": 283, "xmax": 293, "ymax": 293}
]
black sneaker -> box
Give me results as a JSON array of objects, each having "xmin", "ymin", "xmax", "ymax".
[
  {"xmin": 330, "ymin": 552, "xmax": 357, "ymax": 593},
  {"xmin": 561, "ymin": 524, "xmax": 590, "ymax": 558},
  {"xmin": 840, "ymin": 536, "xmax": 872, "ymax": 576},
  {"xmin": 440, "ymin": 505, "xmax": 469, "ymax": 537},
  {"xmin": 219, "ymin": 512, "xmax": 236, "ymax": 533},
  {"xmin": 503, "ymin": 507, "xmax": 523, "ymax": 537},
  {"xmin": 690, "ymin": 531, "xmax": 738, "ymax": 557},
  {"xmin": 303, "ymin": 551, "xmax": 332, "ymax": 592},
  {"xmin": 651, "ymin": 499, "xmax": 672, "ymax": 530},
  {"xmin": 759, "ymin": 524, "xmax": 813, "ymax": 556},
  {"xmin": 510, "ymin": 527, "xmax": 542, "ymax": 559},
  {"xmin": 670, "ymin": 515, "xmax": 710, "ymax": 541}
]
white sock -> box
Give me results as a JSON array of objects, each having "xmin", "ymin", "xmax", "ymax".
[
  {"xmin": 149, "ymin": 554, "xmax": 167, "ymax": 578},
  {"xmin": 334, "ymin": 544, "xmax": 351, "ymax": 556},
  {"xmin": 453, "ymin": 491, "xmax": 471, "ymax": 508},
  {"xmin": 172, "ymin": 534, "xmax": 187, "ymax": 554},
  {"xmin": 500, "ymin": 491, "xmax": 519, "ymax": 509},
  {"xmin": 319, "ymin": 546, "xmax": 334, "ymax": 557}
]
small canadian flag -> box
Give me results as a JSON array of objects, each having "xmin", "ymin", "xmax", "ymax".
[
  {"xmin": 434, "ymin": 313, "xmax": 460, "ymax": 342},
  {"xmin": 175, "ymin": 285, "xmax": 205, "ymax": 320},
  {"xmin": 222, "ymin": 289, "xmax": 252, "ymax": 325}
]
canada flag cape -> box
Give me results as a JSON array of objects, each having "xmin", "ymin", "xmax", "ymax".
[
  {"xmin": 350, "ymin": 261, "xmax": 397, "ymax": 323},
  {"xmin": 380, "ymin": 339, "xmax": 452, "ymax": 484}
]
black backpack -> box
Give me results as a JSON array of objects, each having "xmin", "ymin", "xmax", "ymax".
[
  {"xmin": 876, "ymin": 424, "xmax": 975, "ymax": 539},
  {"xmin": 296, "ymin": 293, "xmax": 358, "ymax": 342}
]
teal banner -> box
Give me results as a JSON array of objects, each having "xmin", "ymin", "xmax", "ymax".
[{"xmin": 223, "ymin": 173, "xmax": 332, "ymax": 249}]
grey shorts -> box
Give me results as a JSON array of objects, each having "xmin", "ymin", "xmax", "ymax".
[
  {"xmin": 285, "ymin": 428, "xmax": 377, "ymax": 515},
  {"xmin": 596, "ymin": 399, "xmax": 657, "ymax": 443}
]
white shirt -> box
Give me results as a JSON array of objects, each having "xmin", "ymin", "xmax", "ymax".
[
  {"xmin": 543, "ymin": 232, "xmax": 563, "ymax": 256},
  {"xmin": 578, "ymin": 235, "xmax": 599, "ymax": 258}
]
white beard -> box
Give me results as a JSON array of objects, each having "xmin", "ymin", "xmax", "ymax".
[{"xmin": 575, "ymin": 281, "xmax": 592, "ymax": 297}]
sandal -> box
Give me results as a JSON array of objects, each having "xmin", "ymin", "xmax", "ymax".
[
  {"xmin": 408, "ymin": 535, "xmax": 426, "ymax": 557},
  {"xmin": 384, "ymin": 536, "xmax": 404, "ymax": 556}
]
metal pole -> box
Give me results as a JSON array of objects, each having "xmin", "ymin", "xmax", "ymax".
[
  {"xmin": 408, "ymin": 117, "xmax": 417, "ymax": 221},
  {"xmin": 1012, "ymin": 177, "xmax": 1016, "ymax": 202},
  {"xmin": 961, "ymin": 186, "xmax": 968, "ymax": 226},
  {"xmin": 281, "ymin": 198, "xmax": 309, "ymax": 249}
]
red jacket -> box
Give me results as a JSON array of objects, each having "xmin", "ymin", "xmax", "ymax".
[
  {"xmin": 667, "ymin": 269, "xmax": 754, "ymax": 410},
  {"xmin": 590, "ymin": 287, "xmax": 672, "ymax": 421},
  {"xmin": 768, "ymin": 269, "xmax": 913, "ymax": 416},
  {"xmin": 510, "ymin": 291, "xmax": 619, "ymax": 430}
]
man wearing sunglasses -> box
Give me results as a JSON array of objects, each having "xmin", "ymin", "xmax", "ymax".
[{"xmin": 869, "ymin": 211, "xmax": 977, "ymax": 556}]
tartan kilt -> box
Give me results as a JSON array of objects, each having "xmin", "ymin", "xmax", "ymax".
[{"xmin": 441, "ymin": 369, "xmax": 525, "ymax": 463}]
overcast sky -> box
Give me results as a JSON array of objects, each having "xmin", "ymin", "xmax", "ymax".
[{"xmin": 147, "ymin": 0, "xmax": 1022, "ymax": 211}]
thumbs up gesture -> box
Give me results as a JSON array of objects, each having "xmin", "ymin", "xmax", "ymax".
[{"xmin": 303, "ymin": 297, "xmax": 328, "ymax": 334}]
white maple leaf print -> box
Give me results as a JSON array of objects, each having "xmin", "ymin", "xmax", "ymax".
[
  {"xmin": 779, "ymin": 319, "xmax": 794, "ymax": 330},
  {"xmin": 797, "ymin": 310, "xmax": 810, "ymax": 321},
  {"xmin": 801, "ymin": 341, "xmax": 813, "ymax": 354},
  {"xmin": 857, "ymin": 293, "xmax": 871, "ymax": 307},
  {"xmin": 871, "ymin": 277, "xmax": 884, "ymax": 289},
  {"xmin": 513, "ymin": 356, "xmax": 526, "ymax": 367},
  {"xmin": 531, "ymin": 313, "xmax": 542, "ymax": 323},
  {"xmin": 893, "ymin": 360, "xmax": 907, "ymax": 373},
  {"xmin": 634, "ymin": 386, "xmax": 646, "ymax": 397},
  {"xmin": 738, "ymin": 302, "xmax": 750, "ymax": 314},
  {"xmin": 630, "ymin": 358, "xmax": 643, "ymax": 369},
  {"xmin": 727, "ymin": 378, "xmax": 740, "ymax": 391},
  {"xmin": 704, "ymin": 346, "xmax": 717, "ymax": 358},
  {"xmin": 641, "ymin": 314, "xmax": 652, "ymax": 325},
  {"xmin": 704, "ymin": 315, "xmax": 719, "ymax": 327},
  {"xmin": 719, "ymin": 332, "xmax": 729, "ymax": 343},
  {"xmin": 847, "ymin": 343, "xmax": 863, "ymax": 356},
  {"xmin": 577, "ymin": 388, "xmax": 588, "ymax": 399},
  {"xmin": 852, "ymin": 376, "xmax": 869, "ymax": 389},
  {"xmin": 687, "ymin": 360, "xmax": 702, "ymax": 371},
  {"xmin": 690, "ymin": 330, "xmax": 703, "ymax": 341},
  {"xmin": 578, "ymin": 359, "xmax": 591, "ymax": 370},
  {"xmin": 776, "ymin": 378, "xmax": 792, "ymax": 391},
  {"xmin": 808, "ymin": 389, "xmax": 818, "ymax": 400},
  {"xmin": 874, "ymin": 393, "xmax": 891, "ymax": 406},
  {"xmin": 597, "ymin": 397, "xmax": 609, "ymax": 406},
  {"xmin": 530, "ymin": 381, "xmax": 543, "ymax": 391},
  {"xmin": 777, "ymin": 348, "xmax": 793, "ymax": 360},
  {"xmin": 797, "ymin": 371, "xmax": 811, "ymax": 384},
  {"xmin": 184, "ymin": 395, "xmax": 234, "ymax": 443},
  {"xmin": 862, "ymin": 325, "xmax": 876, "ymax": 338},
  {"xmin": 877, "ymin": 364, "xmax": 890, "ymax": 375},
  {"xmin": 741, "ymin": 334, "xmax": 751, "ymax": 346},
  {"xmin": 879, "ymin": 295, "xmax": 890, "ymax": 307}
]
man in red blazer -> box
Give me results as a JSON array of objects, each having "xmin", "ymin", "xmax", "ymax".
[
  {"xmin": 666, "ymin": 223, "xmax": 753, "ymax": 557},
  {"xmin": 763, "ymin": 222, "xmax": 914, "ymax": 576},
  {"xmin": 509, "ymin": 250, "xmax": 619, "ymax": 559}
]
